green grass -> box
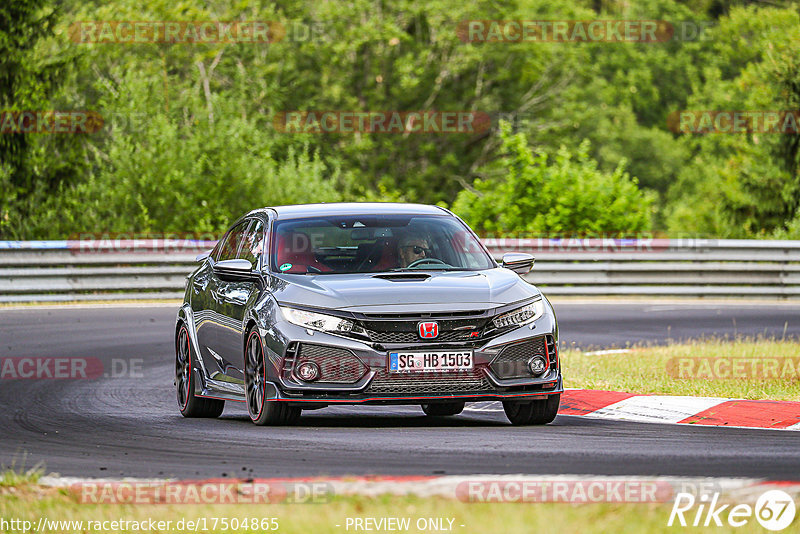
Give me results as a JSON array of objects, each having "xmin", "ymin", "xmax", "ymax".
[
  {"xmin": 0, "ymin": 484, "xmax": 773, "ymax": 534},
  {"xmin": 563, "ymin": 338, "xmax": 800, "ymax": 400},
  {"xmin": 0, "ymin": 463, "xmax": 43, "ymax": 487}
]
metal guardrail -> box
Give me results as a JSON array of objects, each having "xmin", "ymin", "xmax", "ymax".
[{"xmin": 1, "ymin": 238, "xmax": 799, "ymax": 302}]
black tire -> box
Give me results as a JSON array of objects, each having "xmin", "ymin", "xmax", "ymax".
[
  {"xmin": 503, "ymin": 394, "xmax": 560, "ymax": 425},
  {"xmin": 244, "ymin": 328, "xmax": 301, "ymax": 426},
  {"xmin": 176, "ymin": 324, "xmax": 224, "ymax": 418},
  {"xmin": 421, "ymin": 401, "xmax": 465, "ymax": 417}
]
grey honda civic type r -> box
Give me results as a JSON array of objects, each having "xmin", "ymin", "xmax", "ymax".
[{"xmin": 175, "ymin": 203, "xmax": 563, "ymax": 425}]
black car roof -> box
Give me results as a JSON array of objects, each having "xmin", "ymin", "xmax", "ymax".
[{"xmin": 251, "ymin": 203, "xmax": 451, "ymax": 220}]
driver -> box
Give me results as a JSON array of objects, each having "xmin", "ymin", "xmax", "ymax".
[{"xmin": 397, "ymin": 234, "xmax": 433, "ymax": 268}]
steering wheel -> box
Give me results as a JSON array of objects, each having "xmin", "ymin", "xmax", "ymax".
[{"xmin": 406, "ymin": 258, "xmax": 447, "ymax": 269}]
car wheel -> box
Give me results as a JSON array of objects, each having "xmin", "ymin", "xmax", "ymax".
[
  {"xmin": 176, "ymin": 324, "xmax": 224, "ymax": 418},
  {"xmin": 421, "ymin": 402, "xmax": 465, "ymax": 417},
  {"xmin": 244, "ymin": 328, "xmax": 301, "ymax": 426},
  {"xmin": 502, "ymin": 394, "xmax": 560, "ymax": 425}
]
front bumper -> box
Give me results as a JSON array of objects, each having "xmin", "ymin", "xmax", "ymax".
[{"xmin": 260, "ymin": 312, "xmax": 563, "ymax": 405}]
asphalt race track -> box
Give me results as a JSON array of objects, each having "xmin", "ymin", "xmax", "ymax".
[{"xmin": 1, "ymin": 301, "xmax": 799, "ymax": 480}]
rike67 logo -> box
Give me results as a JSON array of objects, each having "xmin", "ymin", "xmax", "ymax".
[{"xmin": 669, "ymin": 490, "xmax": 796, "ymax": 531}]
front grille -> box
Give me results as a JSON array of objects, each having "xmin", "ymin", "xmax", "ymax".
[
  {"xmin": 292, "ymin": 344, "xmax": 367, "ymax": 384},
  {"xmin": 366, "ymin": 368, "xmax": 493, "ymax": 395},
  {"xmin": 366, "ymin": 330, "xmax": 475, "ymax": 344},
  {"xmin": 356, "ymin": 310, "xmax": 489, "ymax": 345},
  {"xmin": 490, "ymin": 337, "xmax": 548, "ymax": 379}
]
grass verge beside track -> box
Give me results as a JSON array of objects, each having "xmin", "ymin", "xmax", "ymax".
[
  {"xmin": 0, "ymin": 476, "xmax": 744, "ymax": 534},
  {"xmin": 564, "ymin": 338, "xmax": 800, "ymax": 401}
]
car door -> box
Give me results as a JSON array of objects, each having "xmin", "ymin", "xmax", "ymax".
[
  {"xmin": 191, "ymin": 235, "xmax": 225, "ymax": 378},
  {"xmin": 196, "ymin": 221, "xmax": 250, "ymax": 381},
  {"xmin": 211, "ymin": 217, "xmax": 266, "ymax": 384}
]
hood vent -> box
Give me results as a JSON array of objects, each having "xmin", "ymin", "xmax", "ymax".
[{"xmin": 371, "ymin": 272, "xmax": 431, "ymax": 282}]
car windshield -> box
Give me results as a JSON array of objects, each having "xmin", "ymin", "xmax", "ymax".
[{"xmin": 271, "ymin": 215, "xmax": 494, "ymax": 274}]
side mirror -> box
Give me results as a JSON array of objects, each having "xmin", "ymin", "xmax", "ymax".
[
  {"xmin": 501, "ymin": 252, "xmax": 534, "ymax": 275},
  {"xmin": 196, "ymin": 250, "xmax": 212, "ymax": 262},
  {"xmin": 213, "ymin": 259, "xmax": 255, "ymax": 281}
]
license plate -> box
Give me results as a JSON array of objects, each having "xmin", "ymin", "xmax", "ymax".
[{"xmin": 388, "ymin": 350, "xmax": 473, "ymax": 373}]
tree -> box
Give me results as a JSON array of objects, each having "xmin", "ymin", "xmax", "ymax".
[
  {"xmin": 664, "ymin": 6, "xmax": 800, "ymax": 237},
  {"xmin": 0, "ymin": 0, "xmax": 86, "ymax": 237},
  {"xmin": 452, "ymin": 122, "xmax": 653, "ymax": 235}
]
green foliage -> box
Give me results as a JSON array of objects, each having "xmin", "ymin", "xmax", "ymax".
[
  {"xmin": 524, "ymin": 0, "xmax": 699, "ymax": 199},
  {"xmin": 32, "ymin": 80, "xmax": 349, "ymax": 236},
  {"xmin": 452, "ymin": 123, "xmax": 653, "ymax": 235},
  {"xmin": 0, "ymin": 0, "xmax": 88, "ymax": 238},
  {"xmin": 4, "ymin": 0, "xmax": 800, "ymax": 239},
  {"xmin": 664, "ymin": 6, "xmax": 800, "ymax": 237}
]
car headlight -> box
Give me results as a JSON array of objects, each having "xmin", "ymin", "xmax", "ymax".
[
  {"xmin": 280, "ymin": 306, "xmax": 354, "ymax": 333},
  {"xmin": 492, "ymin": 299, "xmax": 545, "ymax": 329}
]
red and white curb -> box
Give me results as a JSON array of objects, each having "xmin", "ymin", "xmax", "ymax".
[{"xmin": 465, "ymin": 390, "xmax": 800, "ymax": 431}]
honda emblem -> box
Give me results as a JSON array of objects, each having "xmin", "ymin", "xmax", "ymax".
[{"xmin": 418, "ymin": 321, "xmax": 439, "ymax": 339}]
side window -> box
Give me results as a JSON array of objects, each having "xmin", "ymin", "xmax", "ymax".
[
  {"xmin": 216, "ymin": 222, "xmax": 249, "ymax": 262},
  {"xmin": 238, "ymin": 218, "xmax": 265, "ymax": 267}
]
